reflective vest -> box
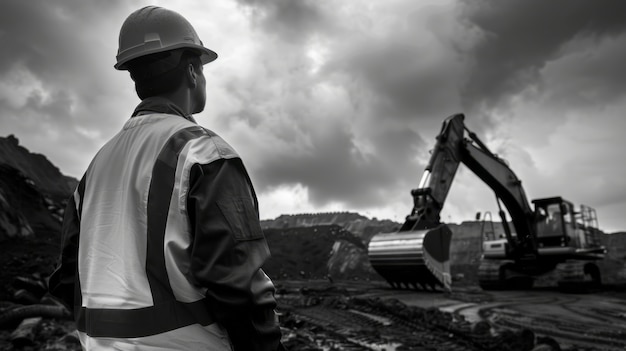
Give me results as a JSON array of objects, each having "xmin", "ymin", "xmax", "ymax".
[{"xmin": 65, "ymin": 113, "xmax": 247, "ymax": 350}]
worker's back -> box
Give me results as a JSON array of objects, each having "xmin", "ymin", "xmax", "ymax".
[{"xmin": 75, "ymin": 113, "xmax": 235, "ymax": 350}]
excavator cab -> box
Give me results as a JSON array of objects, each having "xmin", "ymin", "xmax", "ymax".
[
  {"xmin": 533, "ymin": 197, "xmax": 603, "ymax": 253},
  {"xmin": 534, "ymin": 198, "xmax": 569, "ymax": 248}
]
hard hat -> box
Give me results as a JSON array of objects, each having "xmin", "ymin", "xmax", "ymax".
[{"xmin": 115, "ymin": 6, "xmax": 217, "ymax": 70}]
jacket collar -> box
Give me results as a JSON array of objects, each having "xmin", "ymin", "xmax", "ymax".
[{"xmin": 132, "ymin": 97, "xmax": 196, "ymax": 123}]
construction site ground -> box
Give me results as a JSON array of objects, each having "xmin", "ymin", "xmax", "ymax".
[
  {"xmin": 275, "ymin": 280, "xmax": 626, "ymax": 351},
  {"xmin": 2, "ymin": 235, "xmax": 626, "ymax": 350},
  {"xmin": 1, "ymin": 277, "xmax": 626, "ymax": 350}
]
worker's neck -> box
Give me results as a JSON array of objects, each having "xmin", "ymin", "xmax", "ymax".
[{"xmin": 157, "ymin": 89, "xmax": 194, "ymax": 116}]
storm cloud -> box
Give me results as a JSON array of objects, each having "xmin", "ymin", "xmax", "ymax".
[
  {"xmin": 458, "ymin": 0, "xmax": 626, "ymax": 111},
  {"xmin": 1, "ymin": 0, "xmax": 625, "ymax": 231}
]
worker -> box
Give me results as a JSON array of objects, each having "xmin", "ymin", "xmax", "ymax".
[{"xmin": 48, "ymin": 6, "xmax": 283, "ymax": 351}]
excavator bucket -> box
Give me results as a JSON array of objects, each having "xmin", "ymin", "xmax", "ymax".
[{"xmin": 367, "ymin": 224, "xmax": 453, "ymax": 291}]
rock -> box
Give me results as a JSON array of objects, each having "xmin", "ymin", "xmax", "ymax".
[
  {"xmin": 42, "ymin": 330, "xmax": 81, "ymax": 351},
  {"xmin": 531, "ymin": 346, "xmax": 552, "ymax": 351},
  {"xmin": 471, "ymin": 320, "xmax": 492, "ymax": 336},
  {"xmin": 533, "ymin": 336, "xmax": 561, "ymax": 351},
  {"xmin": 0, "ymin": 304, "xmax": 71, "ymax": 330},
  {"xmin": 0, "ymin": 189, "xmax": 34, "ymax": 238},
  {"xmin": 10, "ymin": 317, "xmax": 41, "ymax": 347},
  {"xmin": 13, "ymin": 289, "xmax": 40, "ymax": 305},
  {"xmin": 59, "ymin": 331, "xmax": 81, "ymax": 345},
  {"xmin": 13, "ymin": 276, "xmax": 47, "ymax": 297}
]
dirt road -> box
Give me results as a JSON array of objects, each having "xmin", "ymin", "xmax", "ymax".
[
  {"xmin": 278, "ymin": 280, "xmax": 626, "ymax": 351},
  {"xmin": 379, "ymin": 287, "xmax": 626, "ymax": 350}
]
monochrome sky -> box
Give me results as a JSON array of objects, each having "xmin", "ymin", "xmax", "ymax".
[{"xmin": 1, "ymin": 0, "xmax": 625, "ymax": 233}]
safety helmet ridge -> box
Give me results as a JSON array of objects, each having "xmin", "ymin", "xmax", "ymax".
[{"xmin": 115, "ymin": 6, "xmax": 217, "ymax": 70}]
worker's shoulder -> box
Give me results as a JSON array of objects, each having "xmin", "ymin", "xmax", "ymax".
[
  {"xmin": 193, "ymin": 126, "xmax": 239, "ymax": 160},
  {"xmin": 132, "ymin": 114, "xmax": 239, "ymax": 160},
  {"xmin": 161, "ymin": 119, "xmax": 239, "ymax": 161}
]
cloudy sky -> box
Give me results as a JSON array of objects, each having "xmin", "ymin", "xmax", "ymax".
[{"xmin": 1, "ymin": 0, "xmax": 626, "ymax": 233}]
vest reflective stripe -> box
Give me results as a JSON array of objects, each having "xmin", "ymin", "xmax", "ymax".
[
  {"xmin": 146, "ymin": 126, "xmax": 207, "ymax": 305},
  {"xmin": 75, "ymin": 175, "xmax": 85, "ymax": 221},
  {"xmin": 76, "ymin": 298, "xmax": 213, "ymax": 338},
  {"xmin": 73, "ymin": 176, "xmax": 86, "ymax": 319}
]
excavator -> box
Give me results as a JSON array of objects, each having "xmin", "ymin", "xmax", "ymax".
[{"xmin": 367, "ymin": 114, "xmax": 606, "ymax": 292}]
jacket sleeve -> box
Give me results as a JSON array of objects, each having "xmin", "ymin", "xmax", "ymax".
[
  {"xmin": 48, "ymin": 186, "xmax": 82, "ymax": 313},
  {"xmin": 186, "ymin": 157, "xmax": 282, "ymax": 351}
]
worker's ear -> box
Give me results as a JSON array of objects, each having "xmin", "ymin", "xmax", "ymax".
[{"xmin": 186, "ymin": 63, "xmax": 198, "ymax": 89}]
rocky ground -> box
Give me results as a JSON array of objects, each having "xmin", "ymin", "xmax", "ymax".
[
  {"xmin": 2, "ymin": 229, "xmax": 626, "ymax": 351},
  {"xmin": 4, "ymin": 276, "xmax": 625, "ymax": 350}
]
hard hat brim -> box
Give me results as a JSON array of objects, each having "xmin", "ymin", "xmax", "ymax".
[{"xmin": 115, "ymin": 44, "xmax": 217, "ymax": 71}]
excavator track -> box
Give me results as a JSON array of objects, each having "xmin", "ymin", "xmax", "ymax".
[
  {"xmin": 477, "ymin": 259, "xmax": 504, "ymax": 290},
  {"xmin": 556, "ymin": 260, "xmax": 601, "ymax": 293},
  {"xmin": 477, "ymin": 259, "xmax": 536, "ymax": 290}
]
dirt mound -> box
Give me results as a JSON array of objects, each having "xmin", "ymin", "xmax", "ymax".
[
  {"xmin": 0, "ymin": 135, "xmax": 75, "ymax": 240},
  {"xmin": 0, "ymin": 165, "xmax": 65, "ymax": 239},
  {"xmin": 0, "ymin": 135, "xmax": 77, "ymax": 200},
  {"xmin": 261, "ymin": 211, "xmax": 400, "ymax": 243},
  {"xmin": 263, "ymin": 225, "xmax": 381, "ymax": 281}
]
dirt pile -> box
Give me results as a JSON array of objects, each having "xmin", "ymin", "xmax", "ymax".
[
  {"xmin": 0, "ymin": 135, "xmax": 76, "ymax": 240},
  {"xmin": 0, "ymin": 135, "xmax": 77, "ymax": 200},
  {"xmin": 262, "ymin": 212, "xmax": 399, "ymax": 243},
  {"xmin": 0, "ymin": 165, "xmax": 65, "ymax": 239},
  {"xmin": 263, "ymin": 225, "xmax": 381, "ymax": 281}
]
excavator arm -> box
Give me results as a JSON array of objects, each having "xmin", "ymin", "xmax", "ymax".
[
  {"xmin": 460, "ymin": 132, "xmax": 538, "ymax": 258},
  {"xmin": 400, "ymin": 113, "xmax": 464, "ymax": 230},
  {"xmin": 368, "ymin": 113, "xmax": 538, "ymax": 290}
]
